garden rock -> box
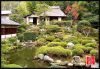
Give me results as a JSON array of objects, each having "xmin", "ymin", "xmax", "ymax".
[
  {"xmin": 72, "ymin": 56, "xmax": 85, "ymax": 66},
  {"xmin": 72, "ymin": 56, "xmax": 81, "ymax": 65},
  {"xmin": 91, "ymin": 62, "xmax": 99, "ymax": 68},
  {"xmin": 43, "ymin": 55, "xmax": 54, "ymax": 62},
  {"xmin": 66, "ymin": 42, "xmax": 74, "ymax": 48},
  {"xmin": 68, "ymin": 63, "xmax": 73, "ymax": 66}
]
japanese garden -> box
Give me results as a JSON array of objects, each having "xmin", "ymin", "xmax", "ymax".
[{"xmin": 1, "ymin": 1, "xmax": 99, "ymax": 68}]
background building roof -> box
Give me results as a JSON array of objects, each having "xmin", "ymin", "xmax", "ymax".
[
  {"xmin": 40, "ymin": 6, "xmax": 66, "ymax": 17},
  {"xmin": 1, "ymin": 18, "xmax": 20, "ymax": 26}
]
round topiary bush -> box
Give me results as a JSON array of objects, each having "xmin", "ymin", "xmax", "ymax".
[
  {"xmin": 23, "ymin": 32, "xmax": 37, "ymax": 41},
  {"xmin": 47, "ymin": 42, "xmax": 67, "ymax": 47},
  {"xmin": 46, "ymin": 36, "xmax": 55, "ymax": 42},
  {"xmin": 72, "ymin": 48, "xmax": 84, "ymax": 57},
  {"xmin": 50, "ymin": 20, "xmax": 72, "ymax": 27},
  {"xmin": 85, "ymin": 43, "xmax": 97, "ymax": 48},
  {"xmin": 45, "ymin": 25, "xmax": 61, "ymax": 33},
  {"xmin": 90, "ymin": 49, "xmax": 98, "ymax": 61},
  {"xmin": 53, "ymin": 38, "xmax": 61, "ymax": 42},
  {"xmin": 81, "ymin": 40, "xmax": 93, "ymax": 45},
  {"xmin": 77, "ymin": 20, "xmax": 91, "ymax": 32},
  {"xmin": 35, "ymin": 46, "xmax": 72, "ymax": 57}
]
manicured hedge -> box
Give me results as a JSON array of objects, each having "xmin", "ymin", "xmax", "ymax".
[
  {"xmin": 23, "ymin": 32, "xmax": 37, "ymax": 41},
  {"xmin": 47, "ymin": 42, "xmax": 67, "ymax": 47},
  {"xmin": 35, "ymin": 46, "xmax": 72, "ymax": 57}
]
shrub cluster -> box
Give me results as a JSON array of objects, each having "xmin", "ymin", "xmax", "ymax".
[
  {"xmin": 46, "ymin": 36, "xmax": 55, "ymax": 42},
  {"xmin": 35, "ymin": 46, "xmax": 72, "ymax": 57},
  {"xmin": 47, "ymin": 42, "xmax": 67, "ymax": 47},
  {"xmin": 45, "ymin": 25, "xmax": 61, "ymax": 33},
  {"xmin": 50, "ymin": 20, "xmax": 72, "ymax": 27}
]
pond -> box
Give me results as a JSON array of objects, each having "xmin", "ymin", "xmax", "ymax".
[{"xmin": 8, "ymin": 47, "xmax": 50, "ymax": 68}]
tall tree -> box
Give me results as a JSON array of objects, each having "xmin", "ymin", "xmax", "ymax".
[{"xmin": 35, "ymin": 3, "xmax": 50, "ymax": 25}]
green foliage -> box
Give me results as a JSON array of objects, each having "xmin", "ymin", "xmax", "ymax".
[
  {"xmin": 17, "ymin": 23, "xmax": 29, "ymax": 33},
  {"xmin": 23, "ymin": 32, "xmax": 37, "ymax": 41},
  {"xmin": 1, "ymin": 44, "xmax": 11, "ymax": 53},
  {"xmin": 45, "ymin": 25, "xmax": 61, "ymax": 33},
  {"xmin": 53, "ymin": 38, "xmax": 61, "ymax": 42},
  {"xmin": 47, "ymin": 42, "xmax": 67, "ymax": 47},
  {"xmin": 17, "ymin": 33, "xmax": 24, "ymax": 42},
  {"xmin": 37, "ymin": 38, "xmax": 46, "ymax": 42},
  {"xmin": 35, "ymin": 46, "xmax": 72, "ymax": 57},
  {"xmin": 27, "ymin": 26, "xmax": 40, "ymax": 35},
  {"xmin": 81, "ymin": 40, "xmax": 93, "ymax": 45},
  {"xmin": 35, "ymin": 3, "xmax": 50, "ymax": 16},
  {"xmin": 65, "ymin": 36, "xmax": 79, "ymax": 44},
  {"xmin": 90, "ymin": 28, "xmax": 98, "ymax": 37},
  {"xmin": 50, "ymin": 20, "xmax": 72, "ymax": 27},
  {"xmin": 72, "ymin": 48, "xmax": 84, "ymax": 56},
  {"xmin": 77, "ymin": 20, "xmax": 91, "ymax": 32},
  {"xmin": 90, "ymin": 49, "xmax": 98, "ymax": 61},
  {"xmin": 46, "ymin": 36, "xmax": 55, "ymax": 42},
  {"xmin": 85, "ymin": 47, "xmax": 93, "ymax": 53},
  {"xmin": 35, "ymin": 46, "xmax": 49, "ymax": 55},
  {"xmin": 26, "ymin": 1, "xmax": 37, "ymax": 14},
  {"xmin": 85, "ymin": 43, "xmax": 97, "ymax": 48},
  {"xmin": 8, "ymin": 37, "xmax": 17, "ymax": 44},
  {"xmin": 2, "ymin": 64, "xmax": 22, "ymax": 68},
  {"xmin": 54, "ymin": 32, "xmax": 64, "ymax": 40}
]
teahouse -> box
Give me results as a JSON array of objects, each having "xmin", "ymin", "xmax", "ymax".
[
  {"xmin": 1, "ymin": 10, "xmax": 20, "ymax": 39},
  {"xmin": 24, "ymin": 6, "xmax": 66, "ymax": 25}
]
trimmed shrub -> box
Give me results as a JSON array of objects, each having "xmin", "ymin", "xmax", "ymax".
[
  {"xmin": 50, "ymin": 20, "xmax": 72, "ymax": 27},
  {"xmin": 85, "ymin": 47, "xmax": 93, "ymax": 53},
  {"xmin": 90, "ymin": 49, "xmax": 98, "ymax": 56},
  {"xmin": 2, "ymin": 64, "xmax": 22, "ymax": 68},
  {"xmin": 23, "ymin": 32, "xmax": 37, "ymax": 41},
  {"xmin": 35, "ymin": 46, "xmax": 72, "ymax": 57},
  {"xmin": 65, "ymin": 36, "xmax": 79, "ymax": 44},
  {"xmin": 54, "ymin": 32, "xmax": 64, "ymax": 39},
  {"xmin": 73, "ymin": 44, "xmax": 87, "ymax": 52},
  {"xmin": 85, "ymin": 43, "xmax": 97, "ymax": 48},
  {"xmin": 46, "ymin": 36, "xmax": 55, "ymax": 42},
  {"xmin": 37, "ymin": 38, "xmax": 46, "ymax": 42},
  {"xmin": 1, "ymin": 44, "xmax": 10, "ymax": 53},
  {"xmin": 27, "ymin": 26, "xmax": 40, "ymax": 35},
  {"xmin": 77, "ymin": 20, "xmax": 91, "ymax": 32},
  {"xmin": 81, "ymin": 40, "xmax": 93, "ymax": 45},
  {"xmin": 90, "ymin": 49, "xmax": 98, "ymax": 61},
  {"xmin": 53, "ymin": 38, "xmax": 61, "ymax": 42},
  {"xmin": 90, "ymin": 28, "xmax": 98, "ymax": 37},
  {"xmin": 35, "ymin": 46, "xmax": 49, "ymax": 55},
  {"xmin": 65, "ymin": 49, "xmax": 72, "ymax": 57},
  {"xmin": 17, "ymin": 33, "xmax": 24, "ymax": 42},
  {"xmin": 72, "ymin": 48, "xmax": 84, "ymax": 56},
  {"xmin": 8, "ymin": 37, "xmax": 17, "ymax": 44},
  {"xmin": 45, "ymin": 25, "xmax": 61, "ymax": 33},
  {"xmin": 47, "ymin": 42, "xmax": 67, "ymax": 47}
]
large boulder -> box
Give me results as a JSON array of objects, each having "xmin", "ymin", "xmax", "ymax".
[
  {"xmin": 43, "ymin": 55, "xmax": 54, "ymax": 62},
  {"xmin": 67, "ymin": 42, "xmax": 74, "ymax": 48}
]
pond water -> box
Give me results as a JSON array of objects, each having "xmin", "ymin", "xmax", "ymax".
[{"xmin": 8, "ymin": 47, "xmax": 50, "ymax": 68}]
